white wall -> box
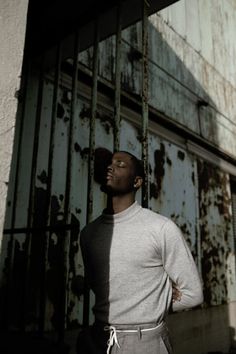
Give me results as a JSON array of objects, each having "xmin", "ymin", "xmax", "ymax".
[{"xmin": 0, "ymin": 0, "xmax": 29, "ymax": 244}]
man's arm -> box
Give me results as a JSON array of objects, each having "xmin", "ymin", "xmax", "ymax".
[
  {"xmin": 161, "ymin": 220, "xmax": 203, "ymax": 311},
  {"xmin": 80, "ymin": 228, "xmax": 91, "ymax": 290}
]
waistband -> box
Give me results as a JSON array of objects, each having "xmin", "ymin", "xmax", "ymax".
[
  {"xmin": 94, "ymin": 320, "xmax": 164, "ymax": 329},
  {"xmin": 97, "ymin": 321, "xmax": 166, "ymax": 354},
  {"xmin": 104, "ymin": 321, "xmax": 165, "ymax": 333}
]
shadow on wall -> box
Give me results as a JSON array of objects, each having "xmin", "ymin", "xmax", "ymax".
[{"xmin": 0, "ymin": 8, "xmax": 235, "ymax": 354}]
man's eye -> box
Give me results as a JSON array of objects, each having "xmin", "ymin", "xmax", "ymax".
[{"xmin": 117, "ymin": 161, "xmax": 125, "ymax": 167}]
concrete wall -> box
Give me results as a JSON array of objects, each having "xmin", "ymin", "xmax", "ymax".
[
  {"xmin": 85, "ymin": 0, "xmax": 236, "ymax": 158},
  {"xmin": 0, "ymin": 0, "xmax": 29, "ymax": 244},
  {"xmin": 157, "ymin": 0, "xmax": 236, "ymax": 157}
]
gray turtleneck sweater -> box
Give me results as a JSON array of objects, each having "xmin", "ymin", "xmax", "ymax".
[{"xmin": 80, "ymin": 201, "xmax": 203, "ymax": 325}]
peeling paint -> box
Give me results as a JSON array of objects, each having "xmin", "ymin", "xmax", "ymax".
[
  {"xmin": 198, "ymin": 159, "xmax": 234, "ymax": 305},
  {"xmin": 37, "ymin": 170, "xmax": 48, "ymax": 185},
  {"xmin": 150, "ymin": 143, "xmax": 165, "ymax": 200},
  {"xmin": 57, "ymin": 103, "xmax": 65, "ymax": 119}
]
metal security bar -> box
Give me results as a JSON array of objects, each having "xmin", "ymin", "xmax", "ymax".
[
  {"xmin": 231, "ymin": 181, "xmax": 236, "ymax": 254},
  {"xmin": 22, "ymin": 53, "xmax": 45, "ymax": 333},
  {"xmin": 62, "ymin": 30, "xmax": 80, "ymax": 336},
  {"xmin": 141, "ymin": 0, "xmax": 149, "ymax": 208},
  {"xmin": 84, "ymin": 18, "xmax": 100, "ymax": 326},
  {"xmin": 114, "ymin": 2, "xmax": 122, "ymax": 152}
]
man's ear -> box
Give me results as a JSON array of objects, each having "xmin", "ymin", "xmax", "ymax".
[{"xmin": 134, "ymin": 176, "xmax": 143, "ymax": 189}]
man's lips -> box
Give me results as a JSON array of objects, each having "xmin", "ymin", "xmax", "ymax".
[{"xmin": 106, "ymin": 172, "xmax": 114, "ymax": 180}]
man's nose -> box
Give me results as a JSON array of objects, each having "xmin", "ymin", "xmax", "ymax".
[{"xmin": 107, "ymin": 164, "xmax": 114, "ymax": 172}]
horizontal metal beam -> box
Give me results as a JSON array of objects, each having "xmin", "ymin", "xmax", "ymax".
[
  {"xmin": 30, "ymin": 0, "xmax": 179, "ymax": 68},
  {"xmin": 28, "ymin": 0, "xmax": 179, "ymax": 54}
]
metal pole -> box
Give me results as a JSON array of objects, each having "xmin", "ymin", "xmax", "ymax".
[
  {"xmin": 83, "ymin": 17, "xmax": 100, "ymax": 326},
  {"xmin": 63, "ymin": 29, "xmax": 80, "ymax": 331},
  {"xmin": 114, "ymin": 3, "xmax": 122, "ymax": 152},
  {"xmin": 40, "ymin": 42, "xmax": 62, "ymax": 336},
  {"xmin": 21, "ymin": 53, "xmax": 45, "ymax": 332},
  {"xmin": 141, "ymin": 0, "xmax": 149, "ymax": 208}
]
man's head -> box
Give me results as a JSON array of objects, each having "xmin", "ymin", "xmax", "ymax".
[{"xmin": 102, "ymin": 151, "xmax": 144, "ymax": 196}]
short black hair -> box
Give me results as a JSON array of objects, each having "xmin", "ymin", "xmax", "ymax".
[{"xmin": 119, "ymin": 151, "xmax": 145, "ymax": 179}]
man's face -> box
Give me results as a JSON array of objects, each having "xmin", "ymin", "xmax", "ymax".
[{"xmin": 102, "ymin": 152, "xmax": 137, "ymax": 195}]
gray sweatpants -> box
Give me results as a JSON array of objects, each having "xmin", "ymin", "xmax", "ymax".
[{"xmin": 76, "ymin": 322, "xmax": 173, "ymax": 354}]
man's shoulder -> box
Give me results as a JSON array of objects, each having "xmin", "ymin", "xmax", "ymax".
[
  {"xmin": 139, "ymin": 207, "xmax": 183, "ymax": 242},
  {"xmin": 140, "ymin": 206, "xmax": 170, "ymax": 224},
  {"xmin": 141, "ymin": 208, "xmax": 178, "ymax": 231},
  {"xmin": 80, "ymin": 215, "xmax": 102, "ymax": 236}
]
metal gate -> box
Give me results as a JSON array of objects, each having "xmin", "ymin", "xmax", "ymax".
[
  {"xmin": 1, "ymin": 0, "xmax": 150, "ymax": 339},
  {"xmin": 1, "ymin": 0, "xmax": 236, "ymax": 346}
]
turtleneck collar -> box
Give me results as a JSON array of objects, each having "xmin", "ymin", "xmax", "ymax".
[{"xmin": 101, "ymin": 201, "xmax": 142, "ymax": 224}]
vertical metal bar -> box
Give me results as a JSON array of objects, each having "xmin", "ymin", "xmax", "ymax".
[
  {"xmin": 194, "ymin": 166, "xmax": 202, "ymax": 276},
  {"xmin": 114, "ymin": 3, "xmax": 122, "ymax": 152},
  {"xmin": 21, "ymin": 54, "xmax": 45, "ymax": 332},
  {"xmin": 86, "ymin": 19, "xmax": 99, "ymax": 225},
  {"xmin": 2, "ymin": 55, "xmax": 31, "ymax": 331},
  {"xmin": 141, "ymin": 0, "xmax": 149, "ymax": 208},
  {"xmin": 83, "ymin": 18, "xmax": 100, "ymax": 326},
  {"xmin": 39, "ymin": 43, "xmax": 62, "ymax": 335},
  {"xmin": 63, "ymin": 29, "xmax": 80, "ymax": 331}
]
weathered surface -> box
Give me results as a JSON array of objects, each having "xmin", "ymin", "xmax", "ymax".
[
  {"xmin": 0, "ymin": 0, "xmax": 29, "ymax": 244},
  {"xmin": 198, "ymin": 159, "xmax": 236, "ymax": 305}
]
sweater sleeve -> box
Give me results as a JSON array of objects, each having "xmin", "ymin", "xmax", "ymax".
[{"xmin": 161, "ymin": 219, "xmax": 203, "ymax": 311}]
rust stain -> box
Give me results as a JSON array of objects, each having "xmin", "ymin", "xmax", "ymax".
[
  {"xmin": 61, "ymin": 90, "xmax": 72, "ymax": 104},
  {"xmin": 127, "ymin": 47, "xmax": 142, "ymax": 63},
  {"xmin": 170, "ymin": 213, "xmax": 195, "ymax": 258},
  {"xmin": 191, "ymin": 171, "xmax": 195, "ymax": 185},
  {"xmin": 166, "ymin": 156, "xmax": 172, "ymax": 166},
  {"xmin": 57, "ymin": 103, "xmax": 65, "ymax": 119},
  {"xmin": 79, "ymin": 105, "xmax": 91, "ymax": 120},
  {"xmin": 150, "ymin": 143, "xmax": 165, "ymax": 199},
  {"xmin": 198, "ymin": 159, "xmax": 232, "ymax": 305},
  {"xmin": 73, "ymin": 143, "xmax": 89, "ymax": 159},
  {"xmin": 37, "ymin": 170, "xmax": 48, "ymax": 185},
  {"xmin": 177, "ymin": 150, "xmax": 185, "ymax": 161},
  {"xmin": 96, "ymin": 111, "xmax": 114, "ymax": 135}
]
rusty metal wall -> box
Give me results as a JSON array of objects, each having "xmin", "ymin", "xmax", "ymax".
[
  {"xmin": 198, "ymin": 160, "xmax": 236, "ymax": 305},
  {"xmin": 1, "ymin": 0, "xmax": 236, "ymax": 342}
]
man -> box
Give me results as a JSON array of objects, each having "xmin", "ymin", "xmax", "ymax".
[{"xmin": 78, "ymin": 150, "xmax": 203, "ymax": 354}]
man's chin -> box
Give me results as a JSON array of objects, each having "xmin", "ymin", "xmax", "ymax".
[
  {"xmin": 100, "ymin": 183, "xmax": 120, "ymax": 195},
  {"xmin": 100, "ymin": 183, "xmax": 112, "ymax": 194}
]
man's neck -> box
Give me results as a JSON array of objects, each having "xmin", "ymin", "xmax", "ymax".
[{"xmin": 105, "ymin": 194, "xmax": 135, "ymax": 214}]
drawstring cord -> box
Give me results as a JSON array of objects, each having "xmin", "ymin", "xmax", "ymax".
[
  {"xmin": 104, "ymin": 326, "xmax": 121, "ymax": 354},
  {"xmin": 104, "ymin": 323, "xmax": 162, "ymax": 353}
]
